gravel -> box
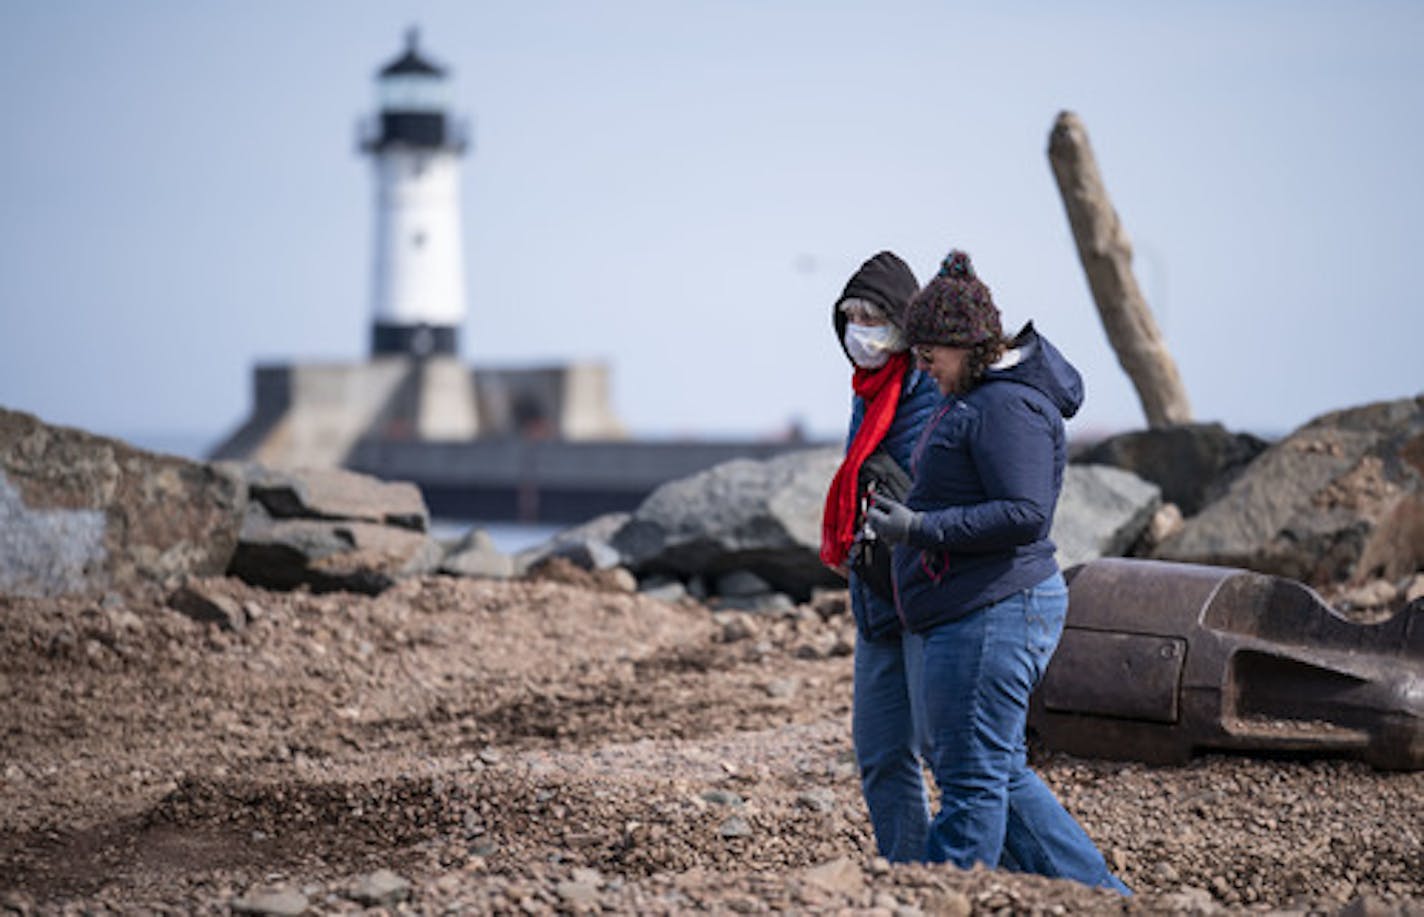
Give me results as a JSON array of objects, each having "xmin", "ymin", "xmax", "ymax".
[{"xmin": 1, "ymin": 571, "xmax": 1420, "ymax": 914}]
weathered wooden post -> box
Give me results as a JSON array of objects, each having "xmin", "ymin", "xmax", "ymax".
[{"xmin": 1048, "ymin": 110, "xmax": 1193, "ymax": 428}]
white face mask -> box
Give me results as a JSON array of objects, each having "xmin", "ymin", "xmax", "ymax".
[{"xmin": 844, "ymin": 323, "xmax": 898, "ymax": 369}]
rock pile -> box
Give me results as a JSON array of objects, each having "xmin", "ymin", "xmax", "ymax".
[
  {"xmin": 1152, "ymin": 396, "xmax": 1424, "ymax": 592},
  {"xmin": 7, "ymin": 394, "xmax": 1422, "ymax": 615},
  {"xmin": 1076, "ymin": 421, "xmax": 1268, "ymax": 516},
  {"xmin": 1074, "ymin": 397, "xmax": 1424, "ymax": 615},
  {"xmin": 0, "ymin": 413, "xmax": 1167, "ymax": 608},
  {"xmin": 225, "ymin": 464, "xmax": 441, "ymax": 595},
  {"xmin": 0, "ymin": 408, "xmax": 245, "ymax": 597},
  {"xmin": 516, "ymin": 449, "xmax": 1162, "ymax": 610}
]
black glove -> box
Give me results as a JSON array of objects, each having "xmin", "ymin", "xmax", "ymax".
[{"xmin": 865, "ymin": 492, "xmax": 920, "ymax": 544}]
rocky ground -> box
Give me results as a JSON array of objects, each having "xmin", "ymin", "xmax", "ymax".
[{"xmin": 2, "ymin": 565, "xmax": 1421, "ymax": 915}]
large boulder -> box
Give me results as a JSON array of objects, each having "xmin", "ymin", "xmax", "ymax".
[
  {"xmin": 611, "ymin": 448, "xmax": 841, "ymax": 601},
  {"xmin": 1052, "ymin": 464, "xmax": 1161, "ymax": 570},
  {"xmin": 1075, "ymin": 422, "xmax": 1268, "ymax": 516},
  {"xmin": 1154, "ymin": 396, "xmax": 1424, "ymax": 586},
  {"xmin": 225, "ymin": 466, "xmax": 440, "ymax": 594},
  {"xmin": 608, "ymin": 448, "xmax": 1161, "ymax": 601},
  {"xmin": 237, "ymin": 464, "xmax": 428, "ymax": 531},
  {"xmin": 0, "ymin": 408, "xmax": 245, "ymax": 597}
]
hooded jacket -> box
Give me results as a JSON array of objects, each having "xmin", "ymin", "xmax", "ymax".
[
  {"xmin": 891, "ymin": 323, "xmax": 1083, "ymax": 633},
  {"xmin": 832, "ymin": 251, "xmax": 940, "ymax": 640},
  {"xmin": 845, "ymin": 368, "xmax": 940, "ymax": 639}
]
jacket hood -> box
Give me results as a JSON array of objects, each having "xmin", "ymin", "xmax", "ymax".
[
  {"xmin": 982, "ymin": 322, "xmax": 1084, "ymax": 419},
  {"xmin": 832, "ymin": 251, "xmax": 919, "ymax": 365}
]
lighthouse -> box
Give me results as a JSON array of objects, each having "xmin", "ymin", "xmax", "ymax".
[
  {"xmin": 362, "ymin": 29, "xmax": 469, "ymax": 359},
  {"xmin": 211, "ymin": 29, "xmax": 627, "ymax": 474}
]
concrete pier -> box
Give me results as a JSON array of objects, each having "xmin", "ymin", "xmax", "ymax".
[{"xmin": 212, "ymin": 356, "xmax": 815, "ymax": 523}]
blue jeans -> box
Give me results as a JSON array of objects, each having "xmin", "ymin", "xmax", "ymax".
[
  {"xmin": 852, "ymin": 629, "xmax": 931, "ymax": 862},
  {"xmin": 921, "ymin": 572, "xmax": 1131, "ymax": 894}
]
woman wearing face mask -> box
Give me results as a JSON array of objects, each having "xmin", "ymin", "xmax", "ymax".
[
  {"xmin": 866, "ymin": 249, "xmax": 1129, "ymax": 892},
  {"xmin": 820, "ymin": 251, "xmax": 941, "ymax": 862}
]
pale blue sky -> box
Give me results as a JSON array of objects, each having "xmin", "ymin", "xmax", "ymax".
[{"xmin": 1, "ymin": 1, "xmax": 1421, "ymax": 452}]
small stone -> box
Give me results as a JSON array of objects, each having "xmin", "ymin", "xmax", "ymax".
[
  {"xmin": 556, "ymin": 880, "xmax": 600, "ymax": 908},
  {"xmin": 700, "ymin": 789, "xmax": 745, "ymax": 807},
  {"xmin": 921, "ymin": 889, "xmax": 970, "ymax": 917},
  {"xmin": 639, "ymin": 577, "xmax": 689, "ymax": 602},
  {"xmin": 168, "ymin": 583, "xmax": 246, "ymax": 631},
  {"xmin": 719, "ymin": 815, "xmax": 753, "ymax": 839},
  {"xmin": 1339, "ymin": 579, "xmax": 1397, "ymax": 609},
  {"xmin": 764, "ymin": 677, "xmax": 798, "ymax": 699},
  {"xmin": 569, "ymin": 867, "xmax": 602, "ymax": 887},
  {"xmin": 1153, "ymin": 861, "xmax": 1180, "ymax": 883},
  {"xmin": 1402, "ymin": 572, "xmax": 1424, "ymax": 604},
  {"xmin": 715, "ymin": 569, "xmax": 774, "ymax": 598},
  {"xmin": 1160, "ymin": 886, "xmax": 1217, "ymax": 913},
  {"xmin": 809, "ymin": 587, "xmax": 849, "ymax": 619},
  {"xmin": 716, "ymin": 612, "xmax": 757, "ymax": 643},
  {"xmin": 347, "ymin": 868, "xmax": 411, "ymax": 907},
  {"xmin": 801, "ymin": 857, "xmax": 864, "ymax": 896},
  {"xmin": 441, "ymin": 529, "xmax": 515, "ymax": 579},
  {"xmin": 1338, "ymin": 895, "xmax": 1401, "ymax": 917},
  {"xmin": 795, "ymin": 788, "xmax": 836, "ymax": 813},
  {"xmin": 231, "ymin": 886, "xmax": 309, "ymax": 917},
  {"xmin": 715, "ymin": 592, "xmax": 795, "ymax": 614},
  {"xmin": 106, "ymin": 607, "xmax": 145, "ymax": 631},
  {"xmin": 1145, "ymin": 502, "xmax": 1185, "ymax": 547},
  {"xmin": 599, "ymin": 567, "xmax": 638, "ymax": 593}
]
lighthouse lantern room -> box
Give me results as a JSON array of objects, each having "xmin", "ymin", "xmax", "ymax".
[{"xmin": 362, "ymin": 28, "xmax": 469, "ymax": 359}]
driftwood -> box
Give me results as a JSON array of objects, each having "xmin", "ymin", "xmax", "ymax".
[{"xmin": 1048, "ymin": 111, "xmax": 1192, "ymax": 428}]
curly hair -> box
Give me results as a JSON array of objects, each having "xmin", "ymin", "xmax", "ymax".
[{"xmin": 965, "ymin": 335, "xmax": 1009, "ymax": 387}]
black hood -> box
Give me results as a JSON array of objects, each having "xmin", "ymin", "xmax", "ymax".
[{"xmin": 832, "ymin": 251, "xmax": 919, "ymax": 365}]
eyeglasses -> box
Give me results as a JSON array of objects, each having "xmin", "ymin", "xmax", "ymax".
[{"xmin": 913, "ymin": 345, "xmax": 936, "ymax": 364}]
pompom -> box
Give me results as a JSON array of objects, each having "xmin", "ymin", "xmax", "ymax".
[{"xmin": 938, "ymin": 249, "xmax": 975, "ymax": 280}]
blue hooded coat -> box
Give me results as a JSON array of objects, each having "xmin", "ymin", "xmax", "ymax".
[
  {"xmin": 892, "ymin": 323, "xmax": 1083, "ymax": 633},
  {"xmin": 845, "ymin": 368, "xmax": 940, "ymax": 639}
]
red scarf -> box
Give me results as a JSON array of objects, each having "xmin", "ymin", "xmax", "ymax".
[{"xmin": 820, "ymin": 351, "xmax": 909, "ymax": 568}]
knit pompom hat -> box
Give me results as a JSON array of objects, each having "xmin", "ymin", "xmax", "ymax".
[{"xmin": 904, "ymin": 249, "xmax": 1003, "ymax": 348}]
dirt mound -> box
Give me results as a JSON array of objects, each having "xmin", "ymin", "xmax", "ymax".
[{"xmin": 2, "ymin": 575, "xmax": 1421, "ymax": 914}]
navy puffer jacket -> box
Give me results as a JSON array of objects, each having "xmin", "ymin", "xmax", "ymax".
[
  {"xmin": 892, "ymin": 324, "xmax": 1083, "ymax": 633},
  {"xmin": 846, "ymin": 366, "xmax": 940, "ymax": 639}
]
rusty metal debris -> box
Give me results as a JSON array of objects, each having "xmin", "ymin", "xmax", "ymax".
[{"xmin": 1029, "ymin": 558, "xmax": 1424, "ymax": 770}]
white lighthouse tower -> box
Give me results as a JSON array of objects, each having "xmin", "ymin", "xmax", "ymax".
[
  {"xmin": 210, "ymin": 30, "xmax": 627, "ymax": 470},
  {"xmin": 362, "ymin": 28, "xmax": 468, "ymax": 358}
]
